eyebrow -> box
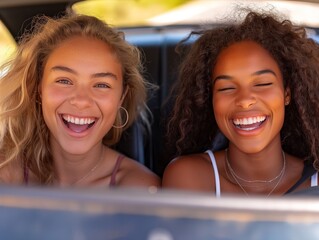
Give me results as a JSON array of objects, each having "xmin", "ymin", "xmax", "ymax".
[
  {"xmin": 213, "ymin": 69, "xmax": 277, "ymax": 82},
  {"xmin": 213, "ymin": 74, "xmax": 232, "ymax": 82},
  {"xmin": 51, "ymin": 65, "xmax": 75, "ymax": 74},
  {"xmin": 51, "ymin": 65, "xmax": 118, "ymax": 80},
  {"xmin": 92, "ymin": 72, "xmax": 118, "ymax": 80}
]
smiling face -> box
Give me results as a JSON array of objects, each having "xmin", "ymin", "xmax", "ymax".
[
  {"xmin": 40, "ymin": 36, "xmax": 124, "ymax": 155},
  {"xmin": 212, "ymin": 41, "xmax": 290, "ymax": 153}
]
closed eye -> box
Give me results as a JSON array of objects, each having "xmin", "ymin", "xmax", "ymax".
[
  {"xmin": 217, "ymin": 87, "xmax": 235, "ymax": 92},
  {"xmin": 255, "ymin": 82, "xmax": 273, "ymax": 87}
]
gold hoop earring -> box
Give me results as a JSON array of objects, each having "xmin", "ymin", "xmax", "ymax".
[{"xmin": 112, "ymin": 106, "xmax": 129, "ymax": 129}]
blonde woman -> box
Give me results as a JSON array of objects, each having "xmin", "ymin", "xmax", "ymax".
[{"xmin": 0, "ymin": 13, "xmax": 160, "ymax": 188}]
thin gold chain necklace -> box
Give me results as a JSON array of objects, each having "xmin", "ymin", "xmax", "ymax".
[
  {"xmin": 225, "ymin": 149, "xmax": 286, "ymax": 197},
  {"xmin": 225, "ymin": 149, "xmax": 286, "ymax": 183},
  {"xmin": 55, "ymin": 148, "xmax": 104, "ymax": 186}
]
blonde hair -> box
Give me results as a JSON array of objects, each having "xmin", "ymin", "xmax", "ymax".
[{"xmin": 0, "ymin": 12, "xmax": 148, "ymax": 183}]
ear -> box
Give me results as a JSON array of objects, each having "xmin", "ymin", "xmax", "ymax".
[{"xmin": 284, "ymin": 87, "xmax": 291, "ymax": 106}]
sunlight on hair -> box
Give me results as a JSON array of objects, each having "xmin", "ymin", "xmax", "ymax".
[{"xmin": 0, "ymin": 21, "xmax": 16, "ymax": 67}]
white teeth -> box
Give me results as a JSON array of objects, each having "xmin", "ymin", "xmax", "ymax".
[
  {"xmin": 233, "ymin": 116, "xmax": 266, "ymax": 125},
  {"xmin": 62, "ymin": 115, "xmax": 95, "ymax": 125}
]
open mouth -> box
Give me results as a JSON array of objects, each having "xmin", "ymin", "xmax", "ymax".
[
  {"xmin": 61, "ymin": 114, "xmax": 96, "ymax": 133},
  {"xmin": 232, "ymin": 116, "xmax": 267, "ymax": 131}
]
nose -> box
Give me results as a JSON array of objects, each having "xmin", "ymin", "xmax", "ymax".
[
  {"xmin": 69, "ymin": 86, "xmax": 94, "ymax": 109},
  {"xmin": 235, "ymin": 88, "xmax": 256, "ymax": 109}
]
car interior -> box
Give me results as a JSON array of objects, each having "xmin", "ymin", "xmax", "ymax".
[
  {"xmin": 1, "ymin": 184, "xmax": 319, "ymax": 240},
  {"xmin": 1, "ymin": 0, "xmax": 319, "ymax": 239},
  {"xmin": 0, "ymin": 0, "xmax": 211, "ymax": 177},
  {"xmin": 2, "ymin": 0, "xmax": 319, "ymax": 176}
]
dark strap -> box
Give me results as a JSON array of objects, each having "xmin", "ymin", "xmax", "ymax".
[
  {"xmin": 23, "ymin": 161, "xmax": 29, "ymax": 185},
  {"xmin": 109, "ymin": 154, "xmax": 125, "ymax": 187},
  {"xmin": 285, "ymin": 161, "xmax": 316, "ymax": 194}
]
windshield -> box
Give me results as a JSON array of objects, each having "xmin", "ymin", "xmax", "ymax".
[
  {"xmin": 73, "ymin": 0, "xmax": 319, "ymax": 28},
  {"xmin": 72, "ymin": 0, "xmax": 191, "ymax": 27},
  {"xmin": 1, "ymin": 0, "xmax": 319, "ymax": 70}
]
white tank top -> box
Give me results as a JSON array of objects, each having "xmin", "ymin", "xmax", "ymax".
[{"xmin": 205, "ymin": 149, "xmax": 318, "ymax": 197}]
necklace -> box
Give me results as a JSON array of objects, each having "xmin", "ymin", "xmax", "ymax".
[
  {"xmin": 72, "ymin": 157, "xmax": 102, "ymax": 185},
  {"xmin": 225, "ymin": 149, "xmax": 286, "ymax": 197},
  {"xmin": 55, "ymin": 148, "xmax": 104, "ymax": 186},
  {"xmin": 225, "ymin": 149, "xmax": 285, "ymax": 183}
]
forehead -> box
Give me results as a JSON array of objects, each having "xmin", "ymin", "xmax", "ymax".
[
  {"xmin": 48, "ymin": 36, "xmax": 118, "ymax": 61},
  {"xmin": 213, "ymin": 40, "xmax": 282, "ymax": 77},
  {"xmin": 44, "ymin": 36, "xmax": 123, "ymax": 78}
]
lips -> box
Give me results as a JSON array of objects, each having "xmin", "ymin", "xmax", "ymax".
[
  {"xmin": 232, "ymin": 116, "xmax": 266, "ymax": 131},
  {"xmin": 61, "ymin": 114, "xmax": 96, "ymax": 133}
]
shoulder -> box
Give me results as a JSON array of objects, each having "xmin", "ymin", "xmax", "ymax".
[
  {"xmin": 163, "ymin": 153, "xmax": 210, "ymax": 176},
  {"xmin": 162, "ymin": 152, "xmax": 215, "ymax": 192},
  {"xmin": 117, "ymin": 156, "xmax": 160, "ymax": 188},
  {"xmin": 280, "ymin": 153, "xmax": 309, "ymax": 193}
]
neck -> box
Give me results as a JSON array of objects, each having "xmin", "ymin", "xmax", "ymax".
[
  {"xmin": 225, "ymin": 144, "xmax": 286, "ymax": 196},
  {"xmin": 226, "ymin": 143, "xmax": 284, "ymax": 181},
  {"xmin": 52, "ymin": 143, "xmax": 106, "ymax": 186}
]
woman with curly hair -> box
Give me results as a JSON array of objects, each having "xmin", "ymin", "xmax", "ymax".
[
  {"xmin": 162, "ymin": 10, "xmax": 319, "ymax": 196},
  {"xmin": 0, "ymin": 12, "xmax": 159, "ymax": 187}
]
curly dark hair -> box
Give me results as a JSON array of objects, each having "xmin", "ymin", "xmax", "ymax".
[{"xmin": 166, "ymin": 11, "xmax": 319, "ymax": 169}]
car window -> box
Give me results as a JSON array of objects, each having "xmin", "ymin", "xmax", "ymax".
[
  {"xmin": 72, "ymin": 0, "xmax": 319, "ymax": 27},
  {"xmin": 72, "ymin": 0, "xmax": 319, "ymax": 43},
  {"xmin": 72, "ymin": 0, "xmax": 191, "ymax": 27}
]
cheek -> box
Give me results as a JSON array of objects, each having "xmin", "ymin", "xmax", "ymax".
[
  {"xmin": 41, "ymin": 93, "xmax": 56, "ymax": 124},
  {"xmin": 271, "ymin": 96, "xmax": 286, "ymax": 127},
  {"xmin": 263, "ymin": 89, "xmax": 285, "ymax": 111},
  {"xmin": 41, "ymin": 88, "xmax": 65, "ymax": 115},
  {"xmin": 213, "ymin": 94, "xmax": 229, "ymax": 119},
  {"xmin": 212, "ymin": 95, "xmax": 230, "ymax": 133},
  {"xmin": 40, "ymin": 86, "xmax": 69, "ymax": 126},
  {"xmin": 100, "ymin": 101, "xmax": 118, "ymax": 115},
  {"xmin": 97, "ymin": 95, "xmax": 122, "ymax": 117}
]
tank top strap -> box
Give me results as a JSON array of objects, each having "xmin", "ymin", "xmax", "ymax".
[
  {"xmin": 311, "ymin": 172, "xmax": 318, "ymax": 187},
  {"xmin": 285, "ymin": 160, "xmax": 317, "ymax": 194},
  {"xmin": 205, "ymin": 150, "xmax": 221, "ymax": 197},
  {"xmin": 23, "ymin": 161, "xmax": 29, "ymax": 185},
  {"xmin": 109, "ymin": 154, "xmax": 125, "ymax": 187}
]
